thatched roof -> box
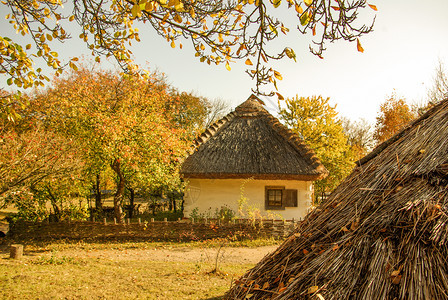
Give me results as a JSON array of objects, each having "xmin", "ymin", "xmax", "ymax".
[
  {"xmin": 225, "ymin": 98, "xmax": 448, "ymax": 300},
  {"xmin": 181, "ymin": 95, "xmax": 328, "ymax": 180}
]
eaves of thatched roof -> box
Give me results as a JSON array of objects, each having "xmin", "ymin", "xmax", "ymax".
[
  {"xmin": 225, "ymin": 97, "xmax": 448, "ymax": 300},
  {"xmin": 181, "ymin": 95, "xmax": 328, "ymax": 181}
]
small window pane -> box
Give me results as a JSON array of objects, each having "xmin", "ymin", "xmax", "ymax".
[{"xmin": 268, "ymin": 189, "xmax": 282, "ymax": 207}]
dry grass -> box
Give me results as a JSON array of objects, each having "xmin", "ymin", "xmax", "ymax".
[{"xmin": 0, "ymin": 240, "xmax": 270, "ymax": 300}]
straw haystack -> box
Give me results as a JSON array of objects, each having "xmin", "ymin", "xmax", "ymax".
[
  {"xmin": 181, "ymin": 95, "xmax": 327, "ymax": 220},
  {"xmin": 225, "ymin": 98, "xmax": 448, "ymax": 299}
]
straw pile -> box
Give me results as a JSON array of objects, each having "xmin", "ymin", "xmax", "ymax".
[
  {"xmin": 181, "ymin": 95, "xmax": 327, "ymax": 180},
  {"xmin": 224, "ymin": 98, "xmax": 448, "ymax": 299}
]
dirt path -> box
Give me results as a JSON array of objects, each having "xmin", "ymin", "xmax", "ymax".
[{"xmin": 49, "ymin": 245, "xmax": 278, "ymax": 265}]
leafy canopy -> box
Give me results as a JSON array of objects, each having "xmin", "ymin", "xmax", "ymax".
[
  {"xmin": 1, "ymin": 0, "xmax": 376, "ymax": 95},
  {"xmin": 373, "ymin": 92, "xmax": 417, "ymax": 144},
  {"xmin": 279, "ymin": 95, "xmax": 356, "ymax": 202}
]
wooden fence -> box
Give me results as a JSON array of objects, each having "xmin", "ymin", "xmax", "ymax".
[{"xmin": 7, "ymin": 218, "xmax": 299, "ymax": 242}]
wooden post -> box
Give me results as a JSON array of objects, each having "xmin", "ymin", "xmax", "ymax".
[
  {"xmin": 103, "ymin": 218, "xmax": 107, "ymax": 225},
  {"xmin": 205, "ymin": 218, "xmax": 208, "ymax": 224},
  {"xmin": 92, "ymin": 217, "xmax": 95, "ymax": 223},
  {"xmin": 191, "ymin": 218, "xmax": 195, "ymax": 224},
  {"xmin": 151, "ymin": 218, "xmax": 155, "ymax": 223},
  {"xmin": 114, "ymin": 218, "xmax": 117, "ymax": 225},
  {"xmin": 163, "ymin": 218, "xmax": 167, "ymax": 223},
  {"xmin": 138, "ymin": 218, "xmax": 141, "ymax": 224},
  {"xmin": 178, "ymin": 218, "xmax": 181, "ymax": 222},
  {"xmin": 127, "ymin": 218, "xmax": 130, "ymax": 225},
  {"xmin": 10, "ymin": 244, "xmax": 23, "ymax": 259}
]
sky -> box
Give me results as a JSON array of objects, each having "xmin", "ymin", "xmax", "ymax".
[{"xmin": 1, "ymin": 0, "xmax": 448, "ymax": 124}]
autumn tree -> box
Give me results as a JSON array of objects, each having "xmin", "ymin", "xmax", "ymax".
[
  {"xmin": 31, "ymin": 66, "xmax": 188, "ymax": 222},
  {"xmin": 1, "ymin": 0, "xmax": 376, "ymax": 94},
  {"xmin": 279, "ymin": 95, "xmax": 355, "ymax": 203},
  {"xmin": 341, "ymin": 117, "xmax": 374, "ymax": 160},
  {"xmin": 373, "ymin": 93, "xmax": 417, "ymax": 144},
  {"xmin": 0, "ymin": 115, "xmax": 84, "ymax": 220}
]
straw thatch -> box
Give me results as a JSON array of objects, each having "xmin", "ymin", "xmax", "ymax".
[
  {"xmin": 224, "ymin": 98, "xmax": 448, "ymax": 300},
  {"xmin": 181, "ymin": 95, "xmax": 328, "ymax": 180}
]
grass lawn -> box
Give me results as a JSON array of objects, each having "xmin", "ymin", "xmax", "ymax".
[{"xmin": 0, "ymin": 240, "xmax": 279, "ymax": 299}]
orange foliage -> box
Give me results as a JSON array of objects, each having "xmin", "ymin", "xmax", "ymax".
[{"xmin": 374, "ymin": 93, "xmax": 417, "ymax": 144}]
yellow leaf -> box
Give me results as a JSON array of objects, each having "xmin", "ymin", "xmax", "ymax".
[
  {"xmin": 357, "ymin": 38, "xmax": 364, "ymax": 53},
  {"xmin": 262, "ymin": 282, "xmax": 270, "ymax": 289},
  {"xmin": 170, "ymin": 41, "xmax": 175, "ymax": 48},
  {"xmin": 145, "ymin": 1, "xmax": 154, "ymax": 11},
  {"xmin": 307, "ymin": 286, "xmax": 319, "ymax": 294},
  {"xmin": 218, "ymin": 33, "xmax": 224, "ymax": 43},
  {"xmin": 295, "ymin": 3, "xmax": 303, "ymax": 14},
  {"xmin": 190, "ymin": 8, "xmax": 196, "ymax": 18},
  {"xmin": 274, "ymin": 70, "xmax": 282, "ymax": 80},
  {"xmin": 69, "ymin": 15, "xmax": 75, "ymax": 22},
  {"xmin": 272, "ymin": 0, "xmax": 281, "ymax": 8},
  {"xmin": 245, "ymin": 59, "xmax": 253, "ymax": 65},
  {"xmin": 26, "ymin": 44, "xmax": 31, "ymax": 50},
  {"xmin": 300, "ymin": 12, "xmax": 310, "ymax": 25},
  {"xmin": 331, "ymin": 6, "xmax": 340, "ymax": 10},
  {"xmin": 174, "ymin": 13, "xmax": 182, "ymax": 23},
  {"xmin": 303, "ymin": 0, "xmax": 312, "ymax": 6},
  {"xmin": 276, "ymin": 92, "xmax": 284, "ymax": 100},
  {"xmin": 225, "ymin": 62, "xmax": 231, "ymax": 71},
  {"xmin": 131, "ymin": 4, "xmax": 142, "ymax": 18},
  {"xmin": 368, "ymin": 4, "xmax": 378, "ymax": 11},
  {"xmin": 174, "ymin": 0, "xmax": 184, "ymax": 11}
]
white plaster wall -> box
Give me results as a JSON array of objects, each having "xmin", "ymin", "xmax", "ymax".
[{"xmin": 183, "ymin": 178, "xmax": 313, "ymax": 220}]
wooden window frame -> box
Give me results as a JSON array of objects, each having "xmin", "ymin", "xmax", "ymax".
[
  {"xmin": 265, "ymin": 186, "xmax": 298, "ymax": 210},
  {"xmin": 265, "ymin": 186, "xmax": 285, "ymax": 210}
]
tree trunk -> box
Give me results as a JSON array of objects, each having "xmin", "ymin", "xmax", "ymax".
[
  {"xmin": 172, "ymin": 198, "xmax": 177, "ymax": 212},
  {"xmin": 111, "ymin": 158, "xmax": 125, "ymax": 223},
  {"xmin": 127, "ymin": 186, "xmax": 135, "ymax": 218},
  {"xmin": 95, "ymin": 174, "xmax": 102, "ymax": 209},
  {"xmin": 46, "ymin": 185, "xmax": 61, "ymax": 222}
]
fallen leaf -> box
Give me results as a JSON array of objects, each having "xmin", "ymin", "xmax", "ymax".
[{"xmin": 307, "ymin": 285, "xmax": 319, "ymax": 294}]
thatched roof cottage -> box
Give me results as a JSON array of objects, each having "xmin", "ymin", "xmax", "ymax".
[
  {"xmin": 225, "ymin": 97, "xmax": 448, "ymax": 299},
  {"xmin": 181, "ymin": 95, "xmax": 328, "ymax": 220}
]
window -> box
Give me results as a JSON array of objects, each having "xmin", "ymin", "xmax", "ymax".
[
  {"xmin": 268, "ymin": 188, "xmax": 283, "ymax": 207},
  {"xmin": 265, "ymin": 186, "xmax": 298, "ymax": 210}
]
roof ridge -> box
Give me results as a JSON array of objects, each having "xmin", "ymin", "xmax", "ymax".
[
  {"xmin": 357, "ymin": 98, "xmax": 448, "ymax": 166},
  {"xmin": 263, "ymin": 112, "xmax": 328, "ymax": 176}
]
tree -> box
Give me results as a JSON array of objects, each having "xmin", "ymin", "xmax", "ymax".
[
  {"xmin": 30, "ymin": 66, "xmax": 189, "ymax": 222},
  {"xmin": 279, "ymin": 95, "xmax": 355, "ymax": 203},
  {"xmin": 0, "ymin": 121, "xmax": 83, "ymax": 218},
  {"xmin": 373, "ymin": 93, "xmax": 417, "ymax": 144},
  {"xmin": 204, "ymin": 98, "xmax": 230, "ymax": 128},
  {"xmin": 1, "ymin": 0, "xmax": 376, "ymax": 94},
  {"xmin": 341, "ymin": 117, "xmax": 374, "ymax": 160},
  {"xmin": 426, "ymin": 59, "xmax": 448, "ymax": 105}
]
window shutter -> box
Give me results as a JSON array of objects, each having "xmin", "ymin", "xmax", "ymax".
[{"xmin": 283, "ymin": 189, "xmax": 298, "ymax": 207}]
